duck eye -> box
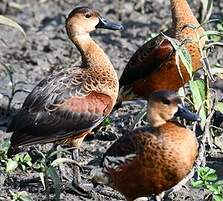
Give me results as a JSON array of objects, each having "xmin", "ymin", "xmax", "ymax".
[
  {"xmin": 85, "ymin": 13, "xmax": 92, "ymax": 18},
  {"xmin": 162, "ymin": 99, "xmax": 171, "ymax": 105}
]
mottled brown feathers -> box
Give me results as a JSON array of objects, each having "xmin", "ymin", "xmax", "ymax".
[
  {"xmin": 8, "ymin": 65, "xmax": 116, "ymax": 149},
  {"xmin": 100, "ymin": 122, "xmax": 197, "ymax": 201},
  {"xmin": 94, "ymin": 91, "xmax": 198, "ymax": 200},
  {"xmin": 119, "ymin": 34, "xmax": 174, "ymax": 87},
  {"xmin": 7, "ymin": 7, "xmax": 119, "ymax": 152}
]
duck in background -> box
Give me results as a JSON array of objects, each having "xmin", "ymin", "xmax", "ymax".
[{"xmin": 118, "ymin": 0, "xmax": 206, "ymax": 104}]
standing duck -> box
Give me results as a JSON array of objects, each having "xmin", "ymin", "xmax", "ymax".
[
  {"xmin": 118, "ymin": 0, "xmax": 206, "ymax": 103},
  {"xmin": 93, "ymin": 90, "xmax": 200, "ymax": 201},
  {"xmin": 7, "ymin": 6, "xmax": 123, "ymax": 191}
]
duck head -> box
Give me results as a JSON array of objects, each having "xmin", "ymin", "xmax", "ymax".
[
  {"xmin": 66, "ymin": 6, "xmax": 123, "ymax": 38},
  {"xmin": 147, "ymin": 90, "xmax": 201, "ymax": 127}
]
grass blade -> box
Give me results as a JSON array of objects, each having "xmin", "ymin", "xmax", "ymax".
[
  {"xmin": 0, "ymin": 15, "xmax": 25, "ymax": 37},
  {"xmin": 39, "ymin": 172, "xmax": 46, "ymax": 190},
  {"xmin": 47, "ymin": 166, "xmax": 60, "ymax": 201},
  {"xmin": 200, "ymin": 0, "xmax": 213, "ymax": 23},
  {"xmin": 162, "ymin": 33, "xmax": 193, "ymax": 77},
  {"xmin": 189, "ymin": 79, "xmax": 207, "ymax": 129}
]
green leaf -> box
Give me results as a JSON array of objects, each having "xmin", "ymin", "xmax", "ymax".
[
  {"xmin": 208, "ymin": 21, "xmax": 223, "ymax": 42},
  {"xmin": 217, "ymin": 22, "xmax": 223, "ymax": 32},
  {"xmin": 216, "ymin": 102, "xmax": 223, "ymax": 113},
  {"xmin": 14, "ymin": 154, "xmax": 20, "ymax": 162},
  {"xmin": 0, "ymin": 15, "xmax": 25, "ymax": 36},
  {"xmin": 204, "ymin": 30, "xmax": 223, "ymax": 38},
  {"xmin": 101, "ymin": 117, "xmax": 112, "ymax": 127},
  {"xmin": 0, "ymin": 138, "xmax": 10, "ymax": 152},
  {"xmin": 206, "ymin": 184, "xmax": 221, "ymax": 194},
  {"xmin": 47, "ymin": 166, "xmax": 60, "ymax": 201},
  {"xmin": 199, "ymin": 167, "xmax": 218, "ymax": 181},
  {"xmin": 12, "ymin": 153, "xmax": 32, "ymax": 170},
  {"xmin": 209, "ymin": 35, "xmax": 222, "ymax": 42},
  {"xmin": 177, "ymin": 47, "xmax": 193, "ymax": 77},
  {"xmin": 33, "ymin": 161, "xmax": 45, "ymax": 172},
  {"xmin": 162, "ymin": 33, "xmax": 193, "ymax": 77},
  {"xmin": 0, "ymin": 138, "xmax": 11, "ymax": 160},
  {"xmin": 26, "ymin": 161, "xmax": 32, "ymax": 167},
  {"xmin": 205, "ymin": 173, "xmax": 217, "ymax": 181},
  {"xmin": 189, "ymin": 79, "xmax": 206, "ymax": 129},
  {"xmin": 146, "ymin": 32, "xmax": 159, "ymax": 42},
  {"xmin": 213, "ymin": 194, "xmax": 223, "ymax": 201},
  {"xmin": 178, "ymin": 87, "xmax": 186, "ymax": 97},
  {"xmin": 205, "ymin": 167, "xmax": 216, "ymax": 175},
  {"xmin": 200, "ymin": 0, "xmax": 213, "ymax": 23},
  {"xmin": 215, "ymin": 180, "xmax": 223, "ymax": 186},
  {"xmin": 23, "ymin": 153, "xmax": 32, "ymax": 162},
  {"xmin": 191, "ymin": 179, "xmax": 204, "ymax": 188},
  {"xmin": 11, "ymin": 191, "xmax": 32, "ymax": 201},
  {"xmin": 39, "ymin": 172, "xmax": 46, "ymax": 190},
  {"xmin": 20, "ymin": 164, "xmax": 26, "ymax": 171},
  {"xmin": 6, "ymin": 159, "xmax": 18, "ymax": 173},
  {"xmin": 205, "ymin": 173, "xmax": 218, "ymax": 181},
  {"xmin": 20, "ymin": 196, "xmax": 32, "ymax": 201}
]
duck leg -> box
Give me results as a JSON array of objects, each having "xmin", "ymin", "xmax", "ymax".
[
  {"xmin": 57, "ymin": 145, "xmax": 73, "ymax": 182},
  {"xmin": 72, "ymin": 149, "xmax": 81, "ymax": 185},
  {"xmin": 69, "ymin": 148, "xmax": 91, "ymax": 197},
  {"xmin": 57, "ymin": 146, "xmax": 90, "ymax": 197}
]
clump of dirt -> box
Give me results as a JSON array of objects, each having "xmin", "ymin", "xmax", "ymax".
[{"xmin": 0, "ymin": 0, "xmax": 222, "ymax": 200}]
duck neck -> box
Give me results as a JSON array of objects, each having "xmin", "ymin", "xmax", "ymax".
[
  {"xmin": 148, "ymin": 115, "xmax": 166, "ymax": 128},
  {"xmin": 170, "ymin": 0, "xmax": 199, "ymax": 31},
  {"xmin": 147, "ymin": 104, "xmax": 167, "ymax": 128},
  {"xmin": 71, "ymin": 34, "xmax": 113, "ymax": 69}
]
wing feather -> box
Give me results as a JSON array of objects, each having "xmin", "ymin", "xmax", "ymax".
[
  {"xmin": 119, "ymin": 34, "xmax": 174, "ymax": 87},
  {"xmin": 8, "ymin": 67, "xmax": 111, "ymax": 147}
]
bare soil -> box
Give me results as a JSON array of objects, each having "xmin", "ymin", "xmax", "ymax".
[{"xmin": 0, "ymin": 0, "xmax": 223, "ymax": 200}]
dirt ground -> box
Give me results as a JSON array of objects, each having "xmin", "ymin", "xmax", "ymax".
[{"xmin": 0, "ymin": 0, "xmax": 223, "ymax": 200}]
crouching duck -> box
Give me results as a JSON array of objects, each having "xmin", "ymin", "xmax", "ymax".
[{"xmin": 93, "ymin": 90, "xmax": 200, "ymax": 201}]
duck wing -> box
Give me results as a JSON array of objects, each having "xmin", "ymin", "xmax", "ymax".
[
  {"xmin": 101, "ymin": 128, "xmax": 154, "ymax": 171},
  {"xmin": 7, "ymin": 67, "xmax": 112, "ymax": 147},
  {"xmin": 119, "ymin": 34, "xmax": 174, "ymax": 87}
]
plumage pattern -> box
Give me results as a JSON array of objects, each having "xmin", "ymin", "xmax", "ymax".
[
  {"xmin": 7, "ymin": 7, "xmax": 121, "ymax": 152},
  {"xmin": 101, "ymin": 123, "xmax": 197, "ymax": 200},
  {"xmin": 93, "ymin": 91, "xmax": 199, "ymax": 201},
  {"xmin": 119, "ymin": 34, "xmax": 173, "ymax": 88},
  {"xmin": 7, "ymin": 68, "xmax": 112, "ymax": 147},
  {"xmin": 118, "ymin": 0, "xmax": 206, "ymax": 102}
]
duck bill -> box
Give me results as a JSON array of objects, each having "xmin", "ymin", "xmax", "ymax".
[
  {"xmin": 96, "ymin": 16, "xmax": 124, "ymax": 30},
  {"xmin": 175, "ymin": 104, "xmax": 201, "ymax": 122}
]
